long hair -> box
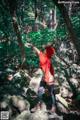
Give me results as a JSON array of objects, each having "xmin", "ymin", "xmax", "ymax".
[{"xmin": 45, "ymin": 46, "xmax": 55, "ymax": 58}]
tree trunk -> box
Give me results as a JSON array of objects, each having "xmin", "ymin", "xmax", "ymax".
[
  {"xmin": 39, "ymin": 0, "xmax": 47, "ymax": 28},
  {"xmin": 7, "ymin": 0, "xmax": 26, "ymax": 67},
  {"xmin": 68, "ymin": 3, "xmax": 72, "ymax": 17},
  {"xmin": 33, "ymin": 0, "xmax": 39, "ymax": 31},
  {"xmin": 49, "ymin": 6, "xmax": 57, "ymax": 29},
  {"xmin": 52, "ymin": 0, "xmax": 80, "ymax": 59},
  {"xmin": 11, "ymin": 11, "xmax": 26, "ymax": 66}
]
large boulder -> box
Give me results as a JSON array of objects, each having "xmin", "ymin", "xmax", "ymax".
[
  {"xmin": 0, "ymin": 95, "xmax": 13, "ymax": 119},
  {"xmin": 10, "ymin": 95, "xmax": 30, "ymax": 113},
  {"xmin": 14, "ymin": 111, "xmax": 31, "ymax": 120},
  {"xmin": 30, "ymin": 110, "xmax": 48, "ymax": 120},
  {"xmin": 60, "ymin": 82, "xmax": 73, "ymax": 98},
  {"xmin": 56, "ymin": 94, "xmax": 69, "ymax": 113},
  {"xmin": 29, "ymin": 69, "xmax": 43, "ymax": 93},
  {"xmin": 15, "ymin": 110, "xmax": 63, "ymax": 120},
  {"xmin": 70, "ymin": 77, "xmax": 79, "ymax": 89}
]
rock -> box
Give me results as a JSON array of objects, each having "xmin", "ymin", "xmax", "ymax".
[
  {"xmin": 10, "ymin": 95, "xmax": 30, "ymax": 112},
  {"xmin": 60, "ymin": 87, "xmax": 69, "ymax": 98},
  {"xmin": 0, "ymin": 101, "xmax": 8, "ymax": 110},
  {"xmin": 14, "ymin": 109, "xmax": 49, "ymax": 120},
  {"xmin": 30, "ymin": 110, "xmax": 48, "ymax": 120},
  {"xmin": 0, "ymin": 95, "xmax": 11, "ymax": 110},
  {"xmin": 31, "ymin": 102, "xmax": 47, "ymax": 112},
  {"xmin": 56, "ymin": 94, "xmax": 68, "ymax": 109},
  {"xmin": 56, "ymin": 94, "xmax": 69, "ymax": 113},
  {"xmin": 29, "ymin": 69, "xmax": 43, "ymax": 93},
  {"xmin": 48, "ymin": 113, "xmax": 63, "ymax": 120},
  {"xmin": 57, "ymin": 102, "xmax": 69, "ymax": 114},
  {"xmin": 14, "ymin": 110, "xmax": 31, "ymax": 120},
  {"xmin": 0, "ymin": 96, "xmax": 12, "ymax": 119},
  {"xmin": 70, "ymin": 77, "xmax": 79, "ymax": 88},
  {"xmin": 60, "ymin": 84, "xmax": 73, "ymax": 98},
  {"xmin": 0, "ymin": 95, "xmax": 30, "ymax": 119}
]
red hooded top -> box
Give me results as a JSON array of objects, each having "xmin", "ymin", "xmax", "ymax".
[{"xmin": 38, "ymin": 46, "xmax": 55, "ymax": 84}]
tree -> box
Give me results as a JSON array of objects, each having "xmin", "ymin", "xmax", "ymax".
[
  {"xmin": 7, "ymin": 0, "xmax": 26, "ymax": 66},
  {"xmin": 52, "ymin": 0, "xmax": 80, "ymax": 59}
]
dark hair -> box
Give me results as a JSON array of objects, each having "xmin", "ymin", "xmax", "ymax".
[{"xmin": 45, "ymin": 46, "xmax": 55, "ymax": 58}]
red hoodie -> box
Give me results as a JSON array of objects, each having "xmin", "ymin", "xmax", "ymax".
[{"xmin": 38, "ymin": 46, "xmax": 55, "ymax": 84}]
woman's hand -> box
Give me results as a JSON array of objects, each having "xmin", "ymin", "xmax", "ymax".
[{"xmin": 25, "ymin": 42, "xmax": 40, "ymax": 55}]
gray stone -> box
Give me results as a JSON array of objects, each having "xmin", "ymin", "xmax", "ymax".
[
  {"xmin": 10, "ymin": 95, "xmax": 30, "ymax": 112},
  {"xmin": 29, "ymin": 68, "xmax": 43, "ymax": 93},
  {"xmin": 14, "ymin": 110, "xmax": 31, "ymax": 120},
  {"xmin": 48, "ymin": 113, "xmax": 63, "ymax": 120},
  {"xmin": 30, "ymin": 110, "xmax": 48, "ymax": 120}
]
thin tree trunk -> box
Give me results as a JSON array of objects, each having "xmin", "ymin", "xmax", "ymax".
[
  {"xmin": 33, "ymin": 0, "xmax": 38, "ymax": 31},
  {"xmin": 53, "ymin": 6, "xmax": 58, "ymax": 30},
  {"xmin": 52, "ymin": 0, "xmax": 80, "ymax": 58},
  {"xmin": 7, "ymin": 0, "xmax": 26, "ymax": 67},
  {"xmin": 39, "ymin": 0, "xmax": 47, "ymax": 28},
  {"xmin": 49, "ymin": 6, "xmax": 57, "ymax": 29},
  {"xmin": 68, "ymin": 2, "xmax": 72, "ymax": 17},
  {"xmin": 11, "ymin": 11, "xmax": 26, "ymax": 66}
]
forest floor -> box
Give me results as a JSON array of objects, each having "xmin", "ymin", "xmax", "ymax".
[{"xmin": 0, "ymin": 69, "xmax": 80, "ymax": 120}]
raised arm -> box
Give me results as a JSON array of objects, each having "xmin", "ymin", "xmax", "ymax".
[{"xmin": 25, "ymin": 43, "xmax": 40, "ymax": 55}]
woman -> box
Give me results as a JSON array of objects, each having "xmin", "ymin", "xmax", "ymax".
[{"xmin": 25, "ymin": 42, "xmax": 56, "ymax": 112}]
